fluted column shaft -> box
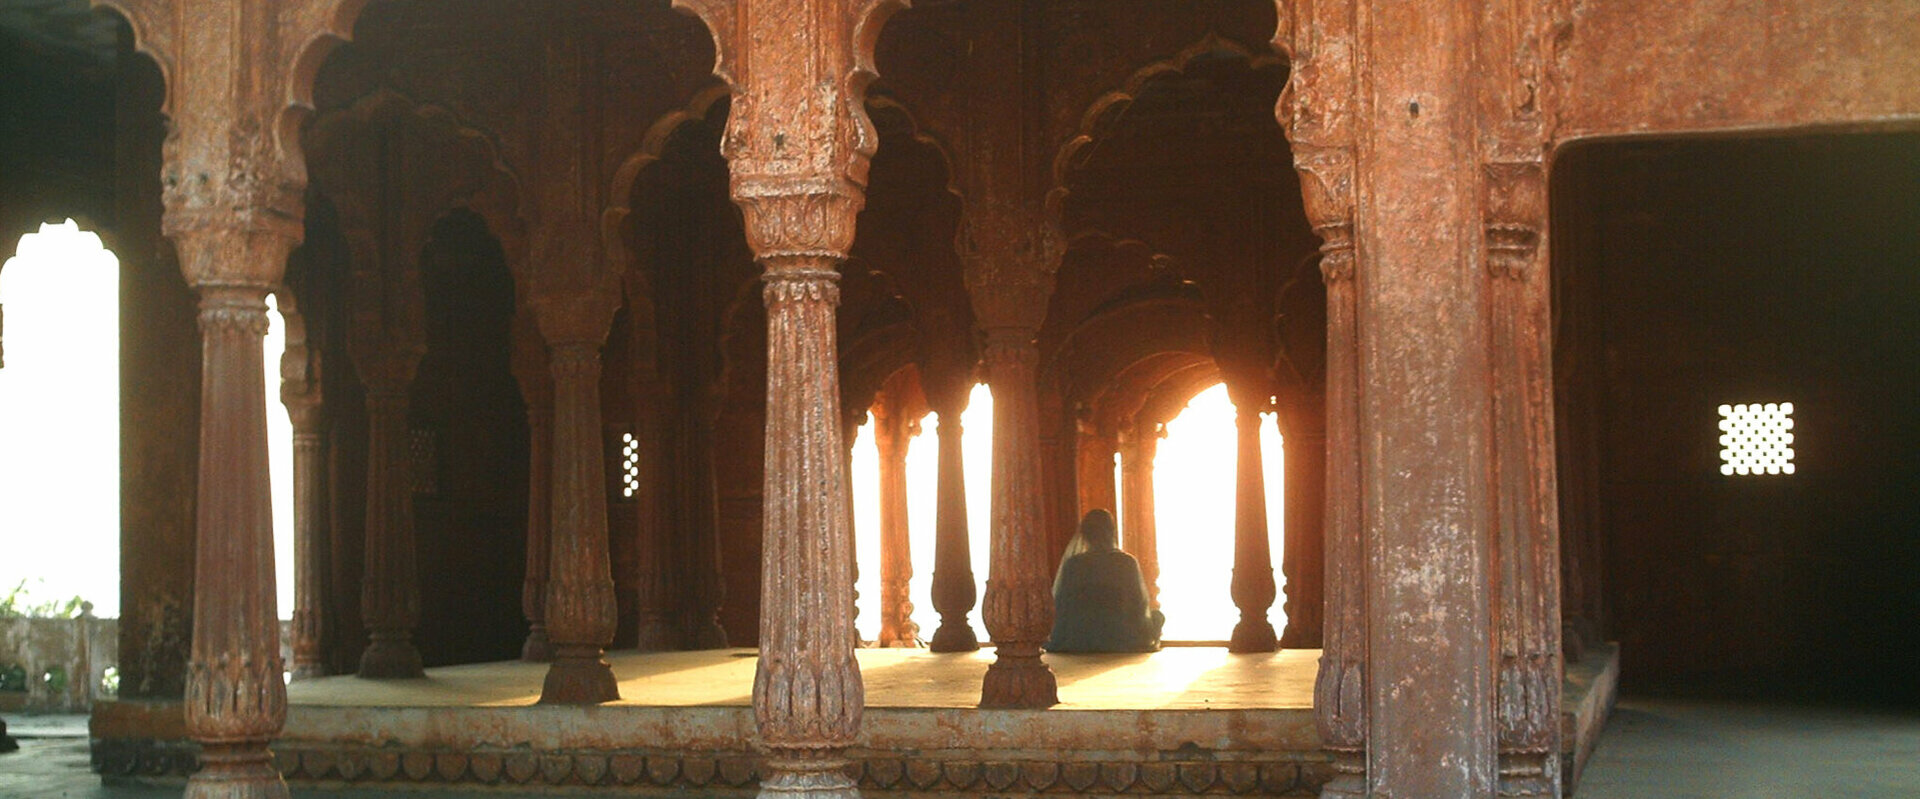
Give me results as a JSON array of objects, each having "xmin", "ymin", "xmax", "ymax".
[
  {"xmin": 287, "ymin": 406, "xmax": 327, "ymax": 680},
  {"xmin": 1229, "ymin": 403, "xmax": 1279, "ymax": 653},
  {"xmin": 520, "ymin": 400, "xmax": 554, "ymax": 662},
  {"xmin": 358, "ymin": 384, "xmax": 424, "ymax": 678},
  {"xmin": 872, "ymin": 395, "xmax": 919, "ymax": 647},
  {"xmin": 927, "ymin": 408, "xmax": 979, "ymax": 651},
  {"xmin": 632, "ymin": 385, "xmax": 679, "ymax": 652},
  {"xmin": 539, "ymin": 340, "xmax": 620, "ymax": 703},
  {"xmin": 1293, "ymin": 144, "xmax": 1367, "ymax": 799},
  {"xmin": 1488, "ymin": 159, "xmax": 1563, "ymax": 798},
  {"xmin": 1117, "ymin": 425, "xmax": 1160, "ymax": 608},
  {"xmin": 1278, "ymin": 427, "xmax": 1326, "ymax": 649},
  {"xmin": 979, "ymin": 326, "xmax": 1058, "ymax": 708},
  {"xmin": 1075, "ymin": 422, "xmax": 1118, "ymax": 520},
  {"xmin": 184, "ymin": 276, "xmax": 292, "ymax": 799},
  {"xmin": 756, "ymin": 259, "xmax": 863, "ymax": 792}
]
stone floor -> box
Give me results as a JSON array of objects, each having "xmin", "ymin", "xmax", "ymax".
[
  {"xmin": 284, "ymin": 646, "xmax": 1319, "ymax": 709},
  {"xmin": 1576, "ymin": 698, "xmax": 1920, "ymax": 798}
]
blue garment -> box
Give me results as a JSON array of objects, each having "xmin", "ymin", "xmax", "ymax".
[{"xmin": 1045, "ymin": 549, "xmax": 1164, "ymax": 653}]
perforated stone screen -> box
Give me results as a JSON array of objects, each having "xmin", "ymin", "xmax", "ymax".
[
  {"xmin": 620, "ymin": 432, "xmax": 641, "ymax": 498},
  {"xmin": 1718, "ymin": 402, "xmax": 1795, "ymax": 476}
]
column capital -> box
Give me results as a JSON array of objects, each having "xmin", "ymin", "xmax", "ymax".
[
  {"xmin": 530, "ymin": 288, "xmax": 620, "ymax": 350},
  {"xmin": 171, "ymin": 222, "xmax": 303, "ymax": 294},
  {"xmin": 959, "ymin": 205, "xmax": 1062, "ymax": 330}
]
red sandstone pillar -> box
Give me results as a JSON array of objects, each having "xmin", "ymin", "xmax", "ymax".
[
  {"xmin": 280, "ymin": 304, "xmax": 327, "ymax": 681},
  {"xmin": 1486, "ymin": 154, "xmax": 1563, "ymax": 799},
  {"xmin": 753, "ymin": 221, "xmax": 865, "ymax": 792},
  {"xmin": 926, "ymin": 392, "xmax": 980, "ymax": 652},
  {"xmin": 632, "ymin": 381, "xmax": 679, "ymax": 652},
  {"xmin": 1277, "ymin": 423, "xmax": 1326, "ymax": 649},
  {"xmin": 1293, "ymin": 141, "xmax": 1367, "ymax": 796},
  {"xmin": 871, "ymin": 387, "xmax": 921, "ymax": 647},
  {"xmin": 349, "ymin": 335, "xmax": 425, "ymax": 680},
  {"xmin": 1117, "ymin": 423, "xmax": 1161, "ymax": 608},
  {"xmin": 1353, "ymin": 4, "xmax": 1497, "ymax": 793},
  {"xmin": 1075, "ymin": 418, "xmax": 1119, "ymax": 520},
  {"xmin": 672, "ymin": 0, "xmax": 904, "ymax": 789},
  {"xmin": 177, "ymin": 226, "xmax": 300, "ymax": 799},
  {"xmin": 532, "ymin": 293, "xmax": 622, "ymax": 704},
  {"xmin": 1228, "ymin": 399, "xmax": 1280, "ymax": 653},
  {"xmin": 977, "ymin": 324, "xmax": 1059, "ymax": 707},
  {"xmin": 512, "ymin": 313, "xmax": 555, "ymax": 662}
]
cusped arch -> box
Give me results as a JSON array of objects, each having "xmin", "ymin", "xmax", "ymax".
[
  {"xmin": 86, "ymin": 1, "xmax": 173, "ymax": 115},
  {"xmin": 275, "ymin": 0, "xmax": 378, "ymax": 171},
  {"xmin": 1046, "ymin": 33, "xmax": 1288, "ymax": 222},
  {"xmin": 304, "ymin": 88, "xmax": 526, "ymax": 279}
]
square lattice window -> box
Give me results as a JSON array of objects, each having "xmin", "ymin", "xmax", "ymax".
[
  {"xmin": 1718, "ymin": 402, "xmax": 1795, "ymax": 476},
  {"xmin": 620, "ymin": 432, "xmax": 641, "ymax": 499}
]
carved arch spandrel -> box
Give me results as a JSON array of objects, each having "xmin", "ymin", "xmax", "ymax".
[
  {"xmin": 670, "ymin": 0, "xmax": 910, "ymax": 190},
  {"xmin": 86, "ymin": 0, "xmax": 174, "ymax": 115},
  {"xmin": 1046, "ymin": 33, "xmax": 1288, "ymax": 224},
  {"xmin": 304, "ymin": 89, "xmax": 527, "ymax": 283}
]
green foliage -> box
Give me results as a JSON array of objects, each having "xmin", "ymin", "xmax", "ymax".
[{"xmin": 0, "ymin": 579, "xmax": 89, "ymax": 618}]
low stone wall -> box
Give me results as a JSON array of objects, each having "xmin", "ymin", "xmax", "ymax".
[{"xmin": 0, "ymin": 613, "xmax": 117, "ymax": 713}]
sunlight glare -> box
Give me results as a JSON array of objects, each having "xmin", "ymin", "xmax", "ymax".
[{"xmin": 0, "ymin": 221, "xmax": 120, "ymax": 613}]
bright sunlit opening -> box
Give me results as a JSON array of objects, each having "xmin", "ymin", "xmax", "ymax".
[
  {"xmin": 1148, "ymin": 383, "xmax": 1286, "ymax": 642},
  {"xmin": 0, "ymin": 221, "xmax": 120, "ymax": 613},
  {"xmin": 853, "ymin": 382, "xmax": 993, "ymax": 643},
  {"xmin": 851, "ymin": 379, "xmax": 1286, "ymax": 647}
]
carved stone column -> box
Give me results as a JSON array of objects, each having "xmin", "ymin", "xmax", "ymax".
[
  {"xmin": 179, "ymin": 225, "xmax": 298, "ymax": 799},
  {"xmin": 977, "ymin": 324, "xmax": 1058, "ymax": 708},
  {"xmin": 349, "ymin": 332, "xmax": 425, "ymax": 680},
  {"xmin": 1293, "ymin": 141, "xmax": 1367, "ymax": 798},
  {"xmin": 752, "ymin": 206, "xmax": 865, "ymax": 793},
  {"xmin": 1075, "ymin": 417, "xmax": 1119, "ymax": 519},
  {"xmin": 1117, "ymin": 423, "xmax": 1161, "ymax": 608},
  {"xmin": 632, "ymin": 380, "xmax": 679, "ymax": 652},
  {"xmin": 1487, "ymin": 156, "xmax": 1563, "ymax": 798},
  {"xmin": 1278, "ymin": 424, "xmax": 1326, "ymax": 649},
  {"xmin": 1228, "ymin": 398, "xmax": 1280, "ymax": 653},
  {"xmin": 926, "ymin": 392, "xmax": 979, "ymax": 652},
  {"xmin": 870, "ymin": 388, "xmax": 920, "ymax": 647},
  {"xmin": 532, "ymin": 293, "xmax": 622, "ymax": 704},
  {"xmin": 280, "ymin": 315, "xmax": 327, "ymax": 680},
  {"xmin": 511, "ymin": 316, "xmax": 555, "ymax": 662},
  {"xmin": 677, "ymin": 390, "xmax": 730, "ymax": 649}
]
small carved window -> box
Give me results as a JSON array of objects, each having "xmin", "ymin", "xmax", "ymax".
[
  {"xmin": 409, "ymin": 428, "xmax": 439, "ymax": 494},
  {"xmin": 620, "ymin": 432, "xmax": 641, "ymax": 499},
  {"xmin": 1718, "ymin": 403, "xmax": 1795, "ymax": 476}
]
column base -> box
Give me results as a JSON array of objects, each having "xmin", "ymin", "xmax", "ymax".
[
  {"xmin": 759, "ymin": 748, "xmax": 858, "ymax": 799},
  {"xmin": 185, "ymin": 743, "xmax": 289, "ymax": 799},
  {"xmin": 979, "ymin": 646, "xmax": 1057, "ymax": 708},
  {"xmin": 1319, "ymin": 748, "xmax": 1366, "ymax": 798},
  {"xmin": 1497, "ymin": 751, "xmax": 1560, "ymax": 798},
  {"xmin": 539, "ymin": 650, "xmax": 620, "ymax": 704},
  {"xmin": 1229, "ymin": 618, "xmax": 1279, "ymax": 653},
  {"xmin": 521, "ymin": 627, "xmax": 553, "ymax": 663},
  {"xmin": 357, "ymin": 636, "xmax": 425, "ymax": 679},
  {"xmin": 926, "ymin": 621, "xmax": 979, "ymax": 653}
]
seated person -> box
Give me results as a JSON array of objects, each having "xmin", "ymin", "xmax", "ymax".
[{"xmin": 1045, "ymin": 509, "xmax": 1165, "ymax": 653}]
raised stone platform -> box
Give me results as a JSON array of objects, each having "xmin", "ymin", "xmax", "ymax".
[{"xmin": 91, "ymin": 645, "xmax": 1619, "ymax": 796}]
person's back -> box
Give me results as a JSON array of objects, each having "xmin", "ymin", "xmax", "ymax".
[{"xmin": 1046, "ymin": 510, "xmax": 1164, "ymax": 653}]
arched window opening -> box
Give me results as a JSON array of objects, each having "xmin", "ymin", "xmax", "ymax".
[
  {"xmin": 852, "ymin": 382, "xmax": 994, "ymax": 645},
  {"xmin": 0, "ymin": 220, "xmax": 120, "ymax": 614},
  {"xmin": 1145, "ymin": 382, "xmax": 1287, "ymax": 643}
]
